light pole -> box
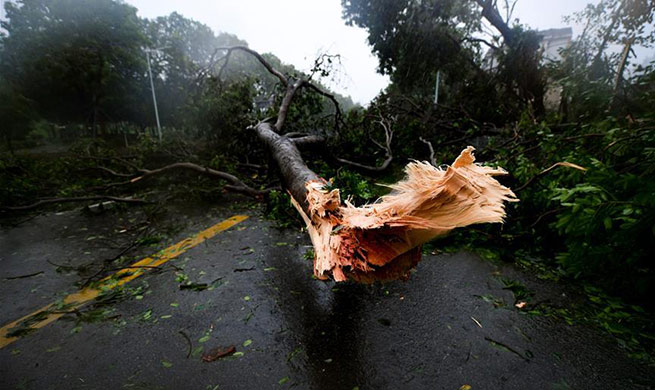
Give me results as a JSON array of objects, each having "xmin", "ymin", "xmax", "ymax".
[
  {"xmin": 434, "ymin": 70, "xmax": 441, "ymax": 106},
  {"xmin": 145, "ymin": 48, "xmax": 162, "ymax": 142}
]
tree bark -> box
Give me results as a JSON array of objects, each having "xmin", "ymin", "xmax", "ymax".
[
  {"xmin": 253, "ymin": 122, "xmax": 320, "ymax": 213},
  {"xmin": 475, "ymin": 0, "xmax": 515, "ymax": 45}
]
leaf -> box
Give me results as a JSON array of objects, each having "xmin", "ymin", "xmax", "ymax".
[
  {"xmin": 243, "ymin": 296, "xmax": 251, "ymax": 301},
  {"xmin": 161, "ymin": 361, "xmax": 173, "ymax": 368},
  {"xmin": 198, "ymin": 335, "xmax": 211, "ymax": 343},
  {"xmin": 603, "ymin": 217, "xmax": 612, "ymax": 230},
  {"xmin": 243, "ymin": 339, "xmax": 252, "ymax": 347},
  {"xmin": 191, "ymin": 346, "xmax": 204, "ymax": 358},
  {"xmin": 278, "ymin": 376, "xmax": 290, "ymax": 385},
  {"xmin": 460, "ymin": 385, "xmax": 472, "ymax": 390},
  {"xmin": 202, "ymin": 345, "xmax": 236, "ymax": 362}
]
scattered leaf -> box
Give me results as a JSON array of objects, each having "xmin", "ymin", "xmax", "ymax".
[
  {"xmin": 243, "ymin": 339, "xmax": 252, "ymax": 347},
  {"xmin": 191, "ymin": 346, "xmax": 204, "ymax": 358},
  {"xmin": 202, "ymin": 345, "xmax": 236, "ymax": 362},
  {"xmin": 278, "ymin": 376, "xmax": 290, "ymax": 385},
  {"xmin": 161, "ymin": 361, "xmax": 173, "ymax": 368}
]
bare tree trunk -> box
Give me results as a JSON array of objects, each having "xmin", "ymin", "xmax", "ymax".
[
  {"xmin": 252, "ymin": 122, "xmax": 320, "ymax": 212},
  {"xmin": 613, "ymin": 36, "xmax": 635, "ymax": 93}
]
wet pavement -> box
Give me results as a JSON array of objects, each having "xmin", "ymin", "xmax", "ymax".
[{"xmin": 1, "ymin": 203, "xmax": 654, "ymax": 389}]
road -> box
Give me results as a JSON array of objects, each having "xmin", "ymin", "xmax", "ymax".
[{"xmin": 0, "ymin": 202, "xmax": 653, "ymax": 389}]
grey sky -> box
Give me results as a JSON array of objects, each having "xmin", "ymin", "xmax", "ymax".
[{"xmin": 121, "ymin": 1, "xmax": 643, "ymax": 104}]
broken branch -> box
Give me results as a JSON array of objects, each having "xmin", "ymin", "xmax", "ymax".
[
  {"xmin": 3, "ymin": 196, "xmax": 149, "ymax": 212},
  {"xmin": 515, "ymin": 162, "xmax": 586, "ymax": 192},
  {"xmin": 419, "ymin": 137, "xmax": 437, "ymax": 166},
  {"xmin": 117, "ymin": 162, "xmax": 265, "ymax": 198},
  {"xmin": 335, "ymin": 115, "xmax": 394, "ymax": 173}
]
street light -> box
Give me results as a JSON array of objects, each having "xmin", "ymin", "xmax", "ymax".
[{"xmin": 145, "ymin": 47, "xmax": 166, "ymax": 142}]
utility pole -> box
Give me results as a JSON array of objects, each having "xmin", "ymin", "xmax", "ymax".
[
  {"xmin": 146, "ymin": 49, "xmax": 162, "ymax": 142},
  {"xmin": 433, "ymin": 70, "xmax": 441, "ymax": 106}
]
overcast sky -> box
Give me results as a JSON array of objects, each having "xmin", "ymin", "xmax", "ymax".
[{"xmin": 120, "ymin": 1, "xmax": 637, "ymax": 104}]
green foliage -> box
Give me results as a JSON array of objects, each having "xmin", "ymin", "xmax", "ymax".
[
  {"xmin": 331, "ymin": 169, "xmax": 379, "ymax": 203},
  {"xmin": 265, "ymin": 190, "xmax": 301, "ymax": 228},
  {"xmin": 1, "ymin": 0, "xmax": 147, "ymax": 127},
  {"xmin": 197, "ymin": 78, "xmax": 256, "ymax": 149}
]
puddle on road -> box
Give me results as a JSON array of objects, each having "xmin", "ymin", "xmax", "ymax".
[{"xmin": 263, "ymin": 240, "xmax": 371, "ymax": 389}]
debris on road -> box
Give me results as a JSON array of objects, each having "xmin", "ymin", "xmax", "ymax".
[{"xmin": 202, "ymin": 345, "xmax": 236, "ymax": 362}]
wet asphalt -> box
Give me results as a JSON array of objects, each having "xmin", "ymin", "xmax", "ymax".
[{"xmin": 0, "ymin": 202, "xmax": 654, "ymax": 390}]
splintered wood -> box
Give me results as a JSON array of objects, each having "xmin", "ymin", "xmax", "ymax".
[{"xmin": 291, "ymin": 146, "xmax": 518, "ymax": 283}]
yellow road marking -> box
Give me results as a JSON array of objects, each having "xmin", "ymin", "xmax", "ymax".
[{"xmin": 0, "ymin": 215, "xmax": 249, "ymax": 349}]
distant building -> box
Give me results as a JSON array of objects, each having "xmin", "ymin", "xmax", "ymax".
[
  {"xmin": 539, "ymin": 28, "xmax": 573, "ymax": 110},
  {"xmin": 482, "ymin": 27, "xmax": 573, "ymax": 111},
  {"xmin": 483, "ymin": 27, "xmax": 573, "ymax": 70},
  {"xmin": 538, "ymin": 27, "xmax": 573, "ymax": 63}
]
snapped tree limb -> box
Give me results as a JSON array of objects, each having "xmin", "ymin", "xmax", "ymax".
[
  {"xmin": 290, "ymin": 146, "xmax": 518, "ymax": 282},
  {"xmin": 335, "ymin": 114, "xmax": 394, "ymax": 173},
  {"xmin": 3, "ymin": 196, "xmax": 149, "ymax": 212}
]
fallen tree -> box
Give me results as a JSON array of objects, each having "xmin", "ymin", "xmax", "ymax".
[
  {"xmin": 4, "ymin": 46, "xmax": 518, "ymax": 283},
  {"xmin": 226, "ymin": 47, "xmax": 518, "ymax": 283}
]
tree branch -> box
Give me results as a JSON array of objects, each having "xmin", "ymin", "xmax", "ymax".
[
  {"xmin": 291, "ymin": 135, "xmax": 326, "ymax": 147},
  {"xmin": 215, "ymin": 46, "xmax": 288, "ymax": 86},
  {"xmin": 3, "ymin": 196, "xmax": 149, "ymax": 212},
  {"xmin": 419, "ymin": 137, "xmax": 437, "ymax": 166},
  {"xmin": 275, "ymin": 79, "xmax": 304, "ymax": 131},
  {"xmin": 126, "ymin": 162, "xmax": 267, "ymax": 198},
  {"xmin": 303, "ymin": 82, "xmax": 345, "ymax": 132},
  {"xmin": 335, "ymin": 115, "xmax": 394, "ymax": 173},
  {"xmin": 475, "ymin": 0, "xmax": 515, "ymax": 45}
]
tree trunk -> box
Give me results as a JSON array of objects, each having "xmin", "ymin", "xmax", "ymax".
[
  {"xmin": 255, "ymin": 119, "xmax": 517, "ymax": 282},
  {"xmin": 253, "ymin": 122, "xmax": 320, "ymax": 213}
]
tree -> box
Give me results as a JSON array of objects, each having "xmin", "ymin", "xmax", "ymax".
[
  {"xmin": 0, "ymin": 0, "xmax": 147, "ymax": 134},
  {"xmin": 556, "ymin": 0, "xmax": 655, "ymax": 118},
  {"xmin": 342, "ymin": 0, "xmax": 547, "ymax": 119},
  {"xmin": 0, "ymin": 75, "xmax": 34, "ymax": 152},
  {"xmin": 142, "ymin": 12, "xmax": 250, "ymax": 129}
]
